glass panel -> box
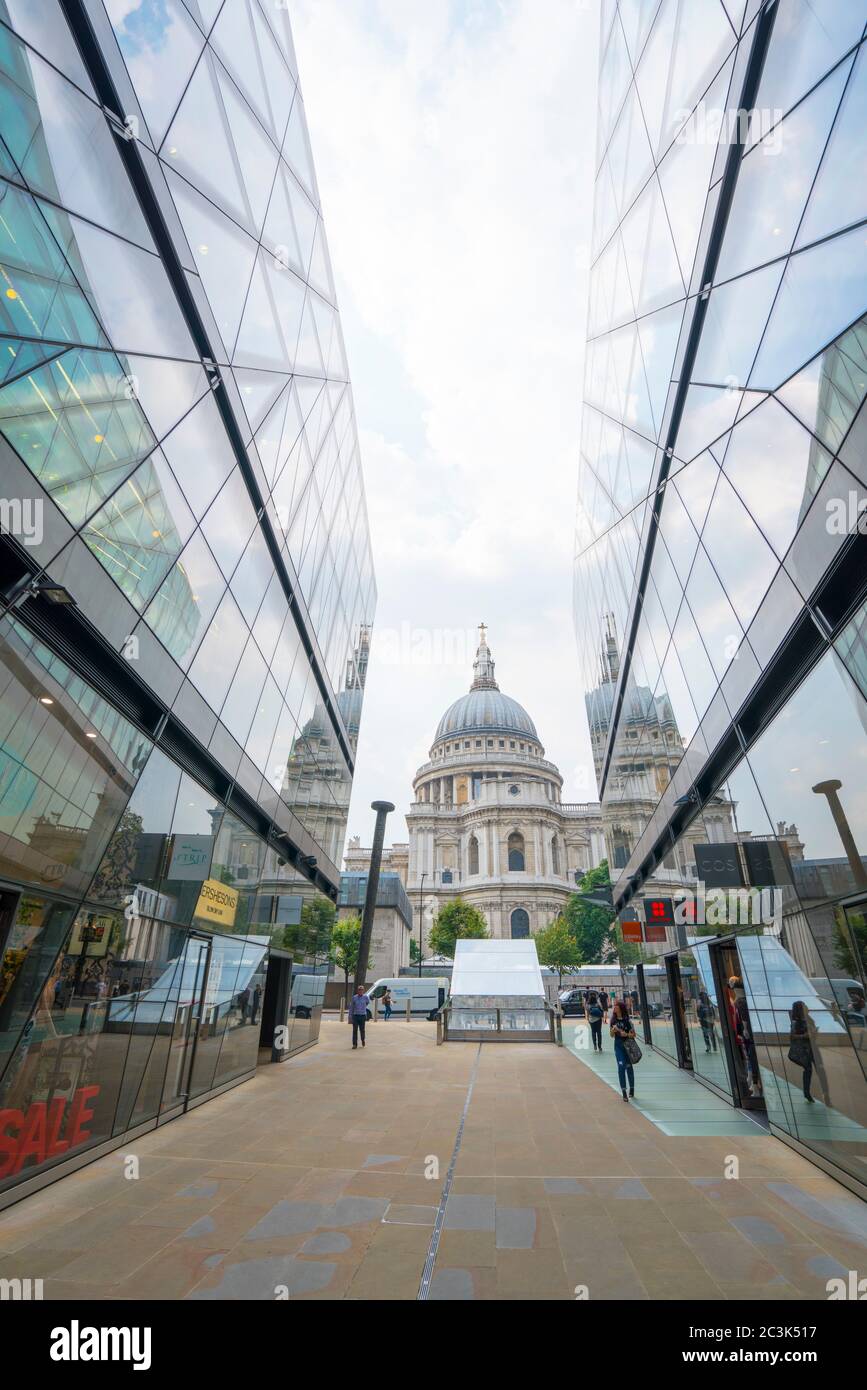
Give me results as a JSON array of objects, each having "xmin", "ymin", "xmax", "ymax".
[
  {"xmin": 81, "ymin": 450, "xmax": 195, "ymax": 613},
  {"xmin": 692, "ymin": 260, "xmax": 785, "ymax": 387},
  {"xmin": 0, "ymin": 346, "xmax": 156, "ymax": 528},
  {"xmin": 187, "ymin": 591, "xmax": 247, "ymax": 712},
  {"xmin": 749, "ymin": 224, "xmax": 867, "ymax": 392},
  {"xmin": 716, "ymin": 64, "xmax": 850, "ymax": 284},
  {"xmin": 751, "ymin": 0, "xmax": 866, "ymax": 125},
  {"xmin": 106, "ymin": 0, "xmax": 205, "ymax": 149},
  {"xmin": 143, "ymin": 529, "xmax": 226, "ymax": 667},
  {"xmin": 720, "ymin": 396, "xmax": 833, "ymax": 558},
  {"xmin": 796, "ymin": 47, "xmax": 867, "ymax": 249},
  {"xmin": 0, "ymin": 618, "xmax": 152, "ymax": 901}
]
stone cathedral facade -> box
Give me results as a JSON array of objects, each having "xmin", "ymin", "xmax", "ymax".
[{"xmin": 406, "ymin": 628, "xmax": 606, "ymax": 945}]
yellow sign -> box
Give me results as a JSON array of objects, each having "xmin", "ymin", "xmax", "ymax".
[{"xmin": 193, "ymin": 878, "xmax": 238, "ymax": 927}]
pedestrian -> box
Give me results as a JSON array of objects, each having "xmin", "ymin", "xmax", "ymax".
[
  {"xmin": 382, "ymin": 987, "xmax": 393, "ymax": 1021},
  {"xmin": 587, "ymin": 991, "xmax": 604, "ymax": 1052},
  {"xmin": 348, "ymin": 985, "xmax": 368, "ymax": 1049},
  {"xmin": 598, "ymin": 988, "xmax": 609, "ymax": 1019},
  {"xmin": 697, "ymin": 990, "xmax": 718, "ymax": 1052},
  {"xmin": 610, "ymin": 998, "xmax": 636, "ymax": 1101},
  {"xmin": 729, "ymin": 976, "xmax": 762, "ymax": 1098},
  {"xmin": 789, "ymin": 1000, "xmax": 830, "ymax": 1105}
]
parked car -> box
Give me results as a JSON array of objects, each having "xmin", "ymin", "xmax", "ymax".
[{"xmin": 558, "ymin": 988, "xmax": 586, "ymax": 1017}]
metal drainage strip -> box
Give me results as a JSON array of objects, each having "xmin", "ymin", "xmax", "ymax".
[{"xmin": 417, "ymin": 1042, "xmax": 482, "ymax": 1300}]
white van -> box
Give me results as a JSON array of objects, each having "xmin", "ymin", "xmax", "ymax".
[
  {"xmin": 290, "ymin": 972, "xmax": 327, "ymax": 1019},
  {"xmin": 367, "ymin": 977, "xmax": 448, "ymax": 1019}
]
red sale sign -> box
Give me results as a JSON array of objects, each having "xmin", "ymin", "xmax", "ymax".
[{"xmin": 0, "ymin": 1086, "xmax": 100, "ymax": 1178}]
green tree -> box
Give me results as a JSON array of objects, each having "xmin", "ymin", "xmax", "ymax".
[
  {"xmin": 533, "ymin": 915, "xmax": 581, "ymax": 986},
  {"xmin": 281, "ymin": 894, "xmax": 336, "ymax": 959},
  {"xmin": 328, "ymin": 916, "xmax": 373, "ymax": 1004},
  {"xmin": 562, "ymin": 861, "xmax": 613, "ymax": 963},
  {"xmin": 409, "ymin": 938, "xmax": 423, "ymax": 965},
  {"xmin": 428, "ymin": 898, "xmax": 488, "ymax": 958},
  {"xmin": 834, "ymin": 907, "xmax": 867, "ymax": 978}
]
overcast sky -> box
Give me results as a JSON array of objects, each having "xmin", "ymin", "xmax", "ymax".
[{"xmin": 291, "ymin": 0, "xmax": 601, "ymax": 849}]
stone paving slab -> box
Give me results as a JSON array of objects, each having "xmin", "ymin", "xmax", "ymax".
[{"xmin": 0, "ymin": 1017, "xmax": 864, "ymax": 1300}]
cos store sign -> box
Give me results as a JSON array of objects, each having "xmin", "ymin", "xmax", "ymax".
[{"xmin": 0, "ymin": 1086, "xmax": 100, "ymax": 1179}]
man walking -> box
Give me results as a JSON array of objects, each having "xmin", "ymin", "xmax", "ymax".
[{"xmin": 349, "ymin": 985, "xmax": 368, "ymax": 1049}]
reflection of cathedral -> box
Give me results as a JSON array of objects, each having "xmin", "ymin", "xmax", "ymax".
[
  {"xmin": 406, "ymin": 628, "xmax": 606, "ymax": 943},
  {"xmin": 280, "ymin": 627, "xmax": 369, "ymax": 870},
  {"xmin": 586, "ymin": 616, "xmax": 738, "ymax": 947}
]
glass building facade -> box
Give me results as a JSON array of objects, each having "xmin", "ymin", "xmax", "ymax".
[
  {"xmin": 0, "ymin": 0, "xmax": 374, "ymax": 1203},
  {"xmin": 575, "ymin": 0, "xmax": 867, "ymax": 1193}
]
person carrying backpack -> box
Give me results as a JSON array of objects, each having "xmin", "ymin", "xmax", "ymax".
[
  {"xmin": 382, "ymin": 988, "xmax": 393, "ymax": 1021},
  {"xmin": 587, "ymin": 992, "xmax": 604, "ymax": 1052}
]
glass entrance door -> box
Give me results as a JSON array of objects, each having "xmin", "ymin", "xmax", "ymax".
[
  {"xmin": 160, "ymin": 934, "xmax": 212, "ymax": 1114},
  {"xmin": 710, "ymin": 939, "xmax": 766, "ymax": 1112},
  {"xmin": 664, "ymin": 953, "xmax": 692, "ymax": 1069}
]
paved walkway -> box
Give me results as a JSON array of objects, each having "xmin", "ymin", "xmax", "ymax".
[
  {"xmin": 1, "ymin": 1018, "xmax": 865, "ymax": 1300},
  {"xmin": 565, "ymin": 1023, "xmax": 766, "ymax": 1136}
]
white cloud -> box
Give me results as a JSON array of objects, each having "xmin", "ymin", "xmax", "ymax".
[{"xmin": 290, "ymin": 0, "xmax": 600, "ymax": 845}]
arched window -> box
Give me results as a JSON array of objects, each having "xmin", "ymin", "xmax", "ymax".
[
  {"xmin": 468, "ymin": 834, "xmax": 479, "ymax": 876},
  {"xmin": 507, "ymin": 831, "xmax": 525, "ymax": 872},
  {"xmin": 551, "ymin": 835, "xmax": 560, "ymax": 876},
  {"xmin": 510, "ymin": 907, "xmax": 530, "ymax": 939}
]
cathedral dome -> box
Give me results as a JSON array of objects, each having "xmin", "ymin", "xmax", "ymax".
[
  {"xmin": 433, "ymin": 626, "xmax": 539, "ymax": 744},
  {"xmin": 435, "ymin": 689, "xmax": 538, "ymax": 741}
]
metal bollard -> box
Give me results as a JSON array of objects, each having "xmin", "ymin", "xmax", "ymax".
[
  {"xmin": 372, "ymin": 996, "xmax": 378, "ymax": 1022},
  {"xmin": 406, "ymin": 998, "xmax": 411, "ymax": 1022},
  {"xmin": 436, "ymin": 1012, "xmax": 443, "ymax": 1045},
  {"xmin": 339, "ymin": 998, "xmax": 345, "ymax": 1022}
]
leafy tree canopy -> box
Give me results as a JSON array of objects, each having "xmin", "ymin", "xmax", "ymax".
[
  {"xmin": 562, "ymin": 860, "xmax": 613, "ymax": 963},
  {"xmin": 534, "ymin": 916, "xmax": 581, "ymax": 984},
  {"xmin": 428, "ymin": 897, "xmax": 488, "ymax": 958}
]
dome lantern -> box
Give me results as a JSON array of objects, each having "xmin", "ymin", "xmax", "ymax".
[{"xmin": 432, "ymin": 626, "xmax": 540, "ymax": 746}]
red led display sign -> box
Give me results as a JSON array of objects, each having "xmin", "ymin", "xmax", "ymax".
[{"xmin": 643, "ymin": 896, "xmax": 674, "ymax": 927}]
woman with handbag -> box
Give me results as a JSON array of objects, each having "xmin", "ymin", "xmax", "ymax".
[
  {"xmin": 610, "ymin": 998, "xmax": 640, "ymax": 1101},
  {"xmin": 789, "ymin": 1001, "xmax": 830, "ymax": 1105}
]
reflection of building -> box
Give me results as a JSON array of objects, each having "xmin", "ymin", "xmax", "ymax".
[
  {"xmin": 280, "ymin": 627, "xmax": 370, "ymax": 868},
  {"xmin": 0, "ymin": 3, "xmax": 373, "ymax": 1208},
  {"xmin": 344, "ymin": 837, "xmax": 409, "ymax": 885},
  {"xmin": 406, "ymin": 628, "xmax": 606, "ymax": 944},
  {"xmin": 338, "ymin": 872, "xmax": 413, "ymax": 980},
  {"xmin": 586, "ymin": 619, "xmax": 736, "ymax": 950},
  {"xmin": 575, "ymin": 6, "xmax": 867, "ymax": 1195}
]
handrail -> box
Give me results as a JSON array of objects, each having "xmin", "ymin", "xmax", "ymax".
[{"xmin": 436, "ymin": 999, "xmax": 562, "ymax": 1044}]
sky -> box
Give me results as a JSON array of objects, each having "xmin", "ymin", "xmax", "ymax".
[{"xmin": 291, "ymin": 0, "xmax": 602, "ymax": 849}]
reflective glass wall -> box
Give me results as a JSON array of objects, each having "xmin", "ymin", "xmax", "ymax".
[
  {"xmin": 0, "ymin": 0, "xmax": 370, "ymax": 1198},
  {"xmin": 0, "ymin": 617, "xmax": 335, "ymax": 1194},
  {"xmin": 576, "ymin": 0, "xmax": 867, "ymax": 1190}
]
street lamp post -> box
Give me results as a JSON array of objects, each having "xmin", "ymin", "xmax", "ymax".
[
  {"xmin": 812, "ymin": 779, "xmax": 867, "ymax": 890},
  {"xmin": 354, "ymin": 800, "xmax": 394, "ymax": 995},
  {"xmin": 417, "ymin": 871, "xmax": 427, "ymax": 977}
]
